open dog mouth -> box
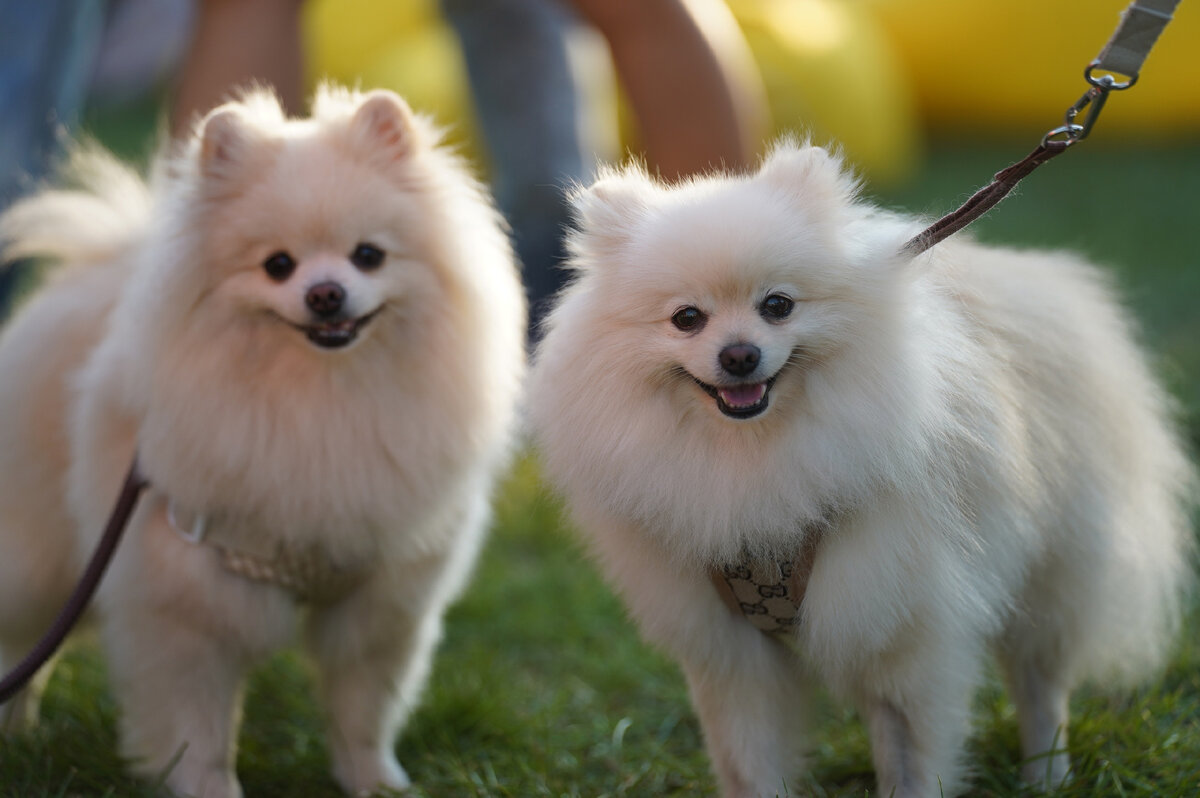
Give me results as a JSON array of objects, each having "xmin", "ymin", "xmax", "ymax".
[
  {"xmin": 692, "ymin": 375, "xmax": 777, "ymax": 419},
  {"xmin": 285, "ymin": 308, "xmax": 382, "ymax": 349}
]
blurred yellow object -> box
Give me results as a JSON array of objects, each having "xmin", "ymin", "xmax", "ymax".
[
  {"xmin": 305, "ymin": 0, "xmax": 922, "ymax": 186},
  {"xmin": 303, "ymin": 0, "xmax": 478, "ymax": 152},
  {"xmin": 729, "ymin": 0, "xmax": 922, "ymax": 185},
  {"xmin": 870, "ymin": 0, "xmax": 1199, "ymax": 138}
]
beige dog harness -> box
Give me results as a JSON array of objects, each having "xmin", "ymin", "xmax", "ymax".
[
  {"xmin": 709, "ymin": 539, "xmax": 821, "ymax": 636},
  {"xmin": 167, "ymin": 499, "xmax": 366, "ymax": 604}
]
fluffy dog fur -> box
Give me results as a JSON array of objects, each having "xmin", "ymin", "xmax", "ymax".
[
  {"xmin": 528, "ymin": 142, "xmax": 1194, "ymax": 797},
  {"xmin": 0, "ymin": 87, "xmax": 525, "ymax": 797}
]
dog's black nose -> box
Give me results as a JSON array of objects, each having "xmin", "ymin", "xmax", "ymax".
[
  {"xmin": 306, "ymin": 281, "xmax": 345, "ymax": 318},
  {"xmin": 719, "ymin": 343, "xmax": 761, "ymax": 377}
]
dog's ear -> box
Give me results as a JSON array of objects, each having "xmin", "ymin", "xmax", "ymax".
[
  {"xmin": 568, "ymin": 169, "xmax": 654, "ymax": 262},
  {"xmin": 199, "ymin": 107, "xmax": 270, "ymax": 191},
  {"xmin": 759, "ymin": 142, "xmax": 861, "ymax": 209},
  {"xmin": 348, "ymin": 90, "xmax": 421, "ymax": 164}
]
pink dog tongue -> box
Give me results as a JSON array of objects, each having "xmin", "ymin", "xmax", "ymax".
[{"xmin": 718, "ymin": 383, "xmax": 766, "ymax": 408}]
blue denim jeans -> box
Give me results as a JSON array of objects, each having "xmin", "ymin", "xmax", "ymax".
[
  {"xmin": 0, "ymin": 0, "xmax": 107, "ymax": 315},
  {"xmin": 440, "ymin": 0, "xmax": 586, "ymax": 330}
]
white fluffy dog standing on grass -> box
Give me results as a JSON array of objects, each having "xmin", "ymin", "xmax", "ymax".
[
  {"xmin": 0, "ymin": 87, "xmax": 526, "ymax": 797},
  {"xmin": 528, "ymin": 141, "xmax": 1194, "ymax": 797}
]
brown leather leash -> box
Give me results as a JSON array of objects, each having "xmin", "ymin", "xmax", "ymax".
[
  {"xmin": 717, "ymin": 0, "xmax": 1183, "ymax": 632},
  {"xmin": 902, "ymin": 0, "xmax": 1182, "ymax": 257},
  {"xmin": 901, "ymin": 141, "xmax": 1072, "ymax": 257},
  {"xmin": 0, "ymin": 459, "xmax": 147, "ymax": 704}
]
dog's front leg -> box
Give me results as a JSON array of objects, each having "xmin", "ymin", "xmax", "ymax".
[
  {"xmin": 681, "ymin": 635, "xmax": 813, "ymax": 798},
  {"xmin": 104, "ymin": 602, "xmax": 253, "ymax": 798},
  {"xmin": 864, "ymin": 698, "xmax": 932, "ymax": 798},
  {"xmin": 1002, "ymin": 659, "xmax": 1071, "ymax": 789},
  {"xmin": 99, "ymin": 508, "xmax": 295, "ymax": 798},
  {"xmin": 584, "ymin": 516, "xmax": 814, "ymax": 798},
  {"xmin": 858, "ymin": 654, "xmax": 978, "ymax": 798},
  {"xmin": 306, "ymin": 551, "xmax": 457, "ymax": 796}
]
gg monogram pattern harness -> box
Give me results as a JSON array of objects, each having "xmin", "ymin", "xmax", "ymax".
[
  {"xmin": 167, "ymin": 498, "xmax": 367, "ymax": 604},
  {"xmin": 710, "ymin": 538, "xmax": 822, "ymax": 636}
]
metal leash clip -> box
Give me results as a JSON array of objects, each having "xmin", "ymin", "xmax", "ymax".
[{"xmin": 1041, "ymin": 63, "xmax": 1135, "ymax": 148}]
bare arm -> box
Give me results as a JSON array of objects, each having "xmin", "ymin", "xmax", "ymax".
[
  {"xmin": 570, "ymin": 0, "xmax": 763, "ymax": 179},
  {"xmin": 171, "ymin": 0, "xmax": 307, "ymax": 137}
]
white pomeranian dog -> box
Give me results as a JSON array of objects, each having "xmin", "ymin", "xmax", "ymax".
[
  {"xmin": 528, "ymin": 141, "xmax": 1194, "ymax": 797},
  {"xmin": 0, "ymin": 87, "xmax": 525, "ymax": 798}
]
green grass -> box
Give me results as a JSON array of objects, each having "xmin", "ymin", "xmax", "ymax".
[
  {"xmin": 2, "ymin": 102, "xmax": 1198, "ymax": 795},
  {"xmin": 4, "ymin": 456, "xmax": 1199, "ymax": 797}
]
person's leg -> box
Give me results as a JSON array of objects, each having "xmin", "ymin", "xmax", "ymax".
[
  {"xmin": 171, "ymin": 0, "xmax": 306, "ymax": 136},
  {"xmin": 440, "ymin": 0, "xmax": 587, "ymax": 330},
  {"xmin": 0, "ymin": 1, "xmax": 107, "ymax": 318},
  {"xmin": 571, "ymin": 0, "xmax": 761, "ymax": 179}
]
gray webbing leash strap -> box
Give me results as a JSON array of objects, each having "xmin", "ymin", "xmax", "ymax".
[
  {"xmin": 1094, "ymin": 0, "xmax": 1182, "ymax": 81},
  {"xmin": 901, "ymin": 0, "xmax": 1183, "ymax": 257}
]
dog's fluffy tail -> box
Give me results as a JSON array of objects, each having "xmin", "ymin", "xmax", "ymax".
[{"xmin": 0, "ymin": 142, "xmax": 152, "ymax": 267}]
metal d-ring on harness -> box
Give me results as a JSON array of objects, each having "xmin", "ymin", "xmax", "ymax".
[
  {"xmin": 715, "ymin": 0, "xmax": 1184, "ymax": 635},
  {"xmin": 166, "ymin": 500, "xmax": 365, "ymax": 604}
]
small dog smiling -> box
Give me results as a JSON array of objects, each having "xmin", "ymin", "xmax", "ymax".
[
  {"xmin": 528, "ymin": 142, "xmax": 1194, "ymax": 797},
  {"xmin": 0, "ymin": 87, "xmax": 525, "ymax": 797}
]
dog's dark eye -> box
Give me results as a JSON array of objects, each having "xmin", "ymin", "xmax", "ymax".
[
  {"xmin": 350, "ymin": 242, "xmax": 385, "ymax": 271},
  {"xmin": 761, "ymin": 294, "xmax": 794, "ymax": 321},
  {"xmin": 263, "ymin": 251, "xmax": 296, "ymax": 282},
  {"xmin": 671, "ymin": 306, "xmax": 706, "ymax": 332}
]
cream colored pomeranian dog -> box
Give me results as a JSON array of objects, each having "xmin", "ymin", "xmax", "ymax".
[
  {"xmin": 528, "ymin": 142, "xmax": 1194, "ymax": 797},
  {"xmin": 0, "ymin": 86, "xmax": 525, "ymax": 797}
]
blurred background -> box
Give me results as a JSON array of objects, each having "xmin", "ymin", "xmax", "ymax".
[
  {"xmin": 1, "ymin": 2, "xmax": 1198, "ymax": 795},
  {"xmin": 2, "ymin": 0, "xmax": 1196, "ymax": 434}
]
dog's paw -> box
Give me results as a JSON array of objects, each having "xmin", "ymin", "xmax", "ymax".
[{"xmin": 333, "ymin": 748, "xmax": 412, "ymax": 796}]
